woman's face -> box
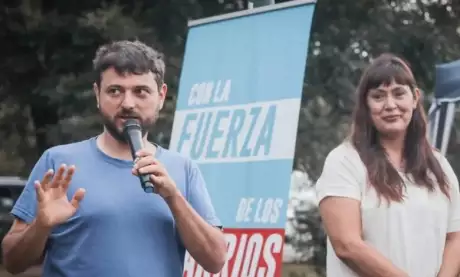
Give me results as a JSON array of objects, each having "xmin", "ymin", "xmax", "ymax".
[{"xmin": 367, "ymin": 80, "xmax": 419, "ymax": 137}]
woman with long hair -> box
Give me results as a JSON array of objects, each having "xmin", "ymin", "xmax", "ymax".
[{"xmin": 316, "ymin": 53, "xmax": 460, "ymax": 277}]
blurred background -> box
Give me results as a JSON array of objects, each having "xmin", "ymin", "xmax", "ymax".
[{"xmin": 1, "ymin": 0, "xmax": 460, "ymax": 276}]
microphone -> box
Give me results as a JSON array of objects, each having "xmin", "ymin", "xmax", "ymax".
[{"xmin": 123, "ymin": 119, "xmax": 155, "ymax": 193}]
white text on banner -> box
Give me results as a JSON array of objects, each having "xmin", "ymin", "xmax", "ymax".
[{"xmin": 170, "ymin": 98, "xmax": 300, "ymax": 164}]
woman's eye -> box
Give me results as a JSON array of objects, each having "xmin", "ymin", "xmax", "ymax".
[
  {"xmin": 394, "ymin": 90, "xmax": 406, "ymax": 97},
  {"xmin": 372, "ymin": 94, "xmax": 384, "ymax": 100}
]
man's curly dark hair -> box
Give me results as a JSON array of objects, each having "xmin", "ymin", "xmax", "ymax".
[{"xmin": 92, "ymin": 40, "xmax": 165, "ymax": 89}]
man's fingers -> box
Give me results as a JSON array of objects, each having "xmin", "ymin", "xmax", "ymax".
[
  {"xmin": 150, "ymin": 175, "xmax": 162, "ymax": 194},
  {"xmin": 34, "ymin": 181, "xmax": 45, "ymax": 202},
  {"xmin": 51, "ymin": 164, "xmax": 66, "ymax": 188},
  {"xmin": 70, "ymin": 188, "xmax": 86, "ymax": 209},
  {"xmin": 150, "ymin": 174, "xmax": 162, "ymax": 185},
  {"xmin": 136, "ymin": 164, "xmax": 163, "ymax": 176},
  {"xmin": 131, "ymin": 167, "xmax": 164, "ymax": 186},
  {"xmin": 61, "ymin": 165, "xmax": 76, "ymax": 191},
  {"xmin": 41, "ymin": 169, "xmax": 54, "ymax": 190},
  {"xmin": 134, "ymin": 156, "xmax": 156, "ymax": 169},
  {"xmin": 135, "ymin": 149, "xmax": 152, "ymax": 158}
]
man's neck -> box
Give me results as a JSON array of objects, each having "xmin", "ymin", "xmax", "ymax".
[{"xmin": 97, "ymin": 130, "xmax": 155, "ymax": 161}]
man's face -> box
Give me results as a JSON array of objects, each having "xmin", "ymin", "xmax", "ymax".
[{"xmin": 94, "ymin": 67, "xmax": 167, "ymax": 143}]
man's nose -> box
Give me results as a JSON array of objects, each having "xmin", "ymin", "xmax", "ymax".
[{"xmin": 121, "ymin": 92, "xmax": 136, "ymax": 110}]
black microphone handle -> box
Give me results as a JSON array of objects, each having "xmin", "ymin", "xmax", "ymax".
[{"xmin": 126, "ymin": 128, "xmax": 155, "ymax": 193}]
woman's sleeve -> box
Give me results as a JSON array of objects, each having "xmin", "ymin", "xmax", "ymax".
[
  {"xmin": 440, "ymin": 155, "xmax": 460, "ymax": 233},
  {"xmin": 316, "ymin": 144, "xmax": 364, "ymax": 204}
]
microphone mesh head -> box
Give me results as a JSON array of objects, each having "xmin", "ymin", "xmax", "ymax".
[{"xmin": 123, "ymin": 119, "xmax": 141, "ymax": 133}]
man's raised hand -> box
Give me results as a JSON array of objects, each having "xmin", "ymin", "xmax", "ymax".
[{"xmin": 34, "ymin": 164, "xmax": 85, "ymax": 229}]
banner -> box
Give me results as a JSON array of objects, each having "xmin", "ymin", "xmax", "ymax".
[{"xmin": 169, "ymin": 1, "xmax": 316, "ymax": 276}]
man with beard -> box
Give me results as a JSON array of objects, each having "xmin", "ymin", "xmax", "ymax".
[{"xmin": 1, "ymin": 40, "xmax": 227, "ymax": 277}]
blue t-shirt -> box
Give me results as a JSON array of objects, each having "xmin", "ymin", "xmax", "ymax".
[{"xmin": 11, "ymin": 137, "xmax": 221, "ymax": 277}]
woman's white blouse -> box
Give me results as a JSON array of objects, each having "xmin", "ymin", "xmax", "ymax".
[{"xmin": 316, "ymin": 142, "xmax": 460, "ymax": 277}]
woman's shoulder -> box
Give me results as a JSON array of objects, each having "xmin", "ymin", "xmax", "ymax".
[
  {"xmin": 315, "ymin": 140, "xmax": 368, "ymax": 202},
  {"xmin": 431, "ymin": 148, "xmax": 457, "ymax": 181},
  {"xmin": 431, "ymin": 148, "xmax": 448, "ymax": 164},
  {"xmin": 322, "ymin": 140, "xmax": 367, "ymax": 175},
  {"xmin": 325, "ymin": 140, "xmax": 362, "ymax": 163}
]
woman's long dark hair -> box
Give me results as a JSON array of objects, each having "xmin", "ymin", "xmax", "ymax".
[{"xmin": 350, "ymin": 53, "xmax": 449, "ymax": 202}]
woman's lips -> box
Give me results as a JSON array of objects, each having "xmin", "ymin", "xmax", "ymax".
[{"xmin": 382, "ymin": 115, "xmax": 401, "ymax": 121}]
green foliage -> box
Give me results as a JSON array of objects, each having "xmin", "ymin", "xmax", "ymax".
[{"xmin": 0, "ymin": 0, "xmax": 236, "ymax": 176}]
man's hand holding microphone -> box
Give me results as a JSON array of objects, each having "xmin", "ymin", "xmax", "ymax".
[{"xmin": 132, "ymin": 150, "xmax": 179, "ymax": 199}]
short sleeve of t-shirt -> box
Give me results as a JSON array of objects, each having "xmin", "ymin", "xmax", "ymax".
[
  {"xmin": 186, "ymin": 160, "xmax": 222, "ymax": 228},
  {"xmin": 11, "ymin": 149, "xmax": 54, "ymax": 223},
  {"xmin": 437, "ymin": 154, "xmax": 460, "ymax": 233},
  {"xmin": 315, "ymin": 143, "xmax": 366, "ymax": 204}
]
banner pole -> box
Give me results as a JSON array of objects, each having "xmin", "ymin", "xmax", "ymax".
[{"xmin": 248, "ymin": 0, "xmax": 275, "ymax": 9}]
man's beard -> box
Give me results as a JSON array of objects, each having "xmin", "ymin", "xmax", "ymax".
[{"xmin": 99, "ymin": 108, "xmax": 157, "ymax": 144}]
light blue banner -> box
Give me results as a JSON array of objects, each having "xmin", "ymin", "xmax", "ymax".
[
  {"xmin": 171, "ymin": 2, "xmax": 316, "ymax": 275},
  {"xmin": 170, "ymin": 1, "xmax": 315, "ymax": 230}
]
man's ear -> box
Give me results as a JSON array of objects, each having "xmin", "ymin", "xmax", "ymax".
[
  {"xmin": 93, "ymin": 82, "xmax": 100, "ymax": 108},
  {"xmin": 160, "ymin": 83, "xmax": 168, "ymax": 99},
  {"xmin": 159, "ymin": 83, "xmax": 168, "ymax": 110}
]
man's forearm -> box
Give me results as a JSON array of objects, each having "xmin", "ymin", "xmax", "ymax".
[
  {"xmin": 338, "ymin": 240, "xmax": 408, "ymax": 277},
  {"xmin": 437, "ymin": 235, "xmax": 460, "ymax": 277},
  {"xmin": 2, "ymin": 220, "xmax": 50, "ymax": 274},
  {"xmin": 166, "ymin": 192, "xmax": 226, "ymax": 273}
]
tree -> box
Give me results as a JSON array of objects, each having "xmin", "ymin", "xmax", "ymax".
[{"xmin": 0, "ymin": 0, "xmax": 239, "ymax": 176}]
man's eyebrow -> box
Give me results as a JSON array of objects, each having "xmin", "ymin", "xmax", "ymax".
[
  {"xmin": 133, "ymin": 85, "xmax": 152, "ymax": 90},
  {"xmin": 104, "ymin": 84, "xmax": 152, "ymax": 90},
  {"xmin": 106, "ymin": 84, "xmax": 123, "ymax": 89}
]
